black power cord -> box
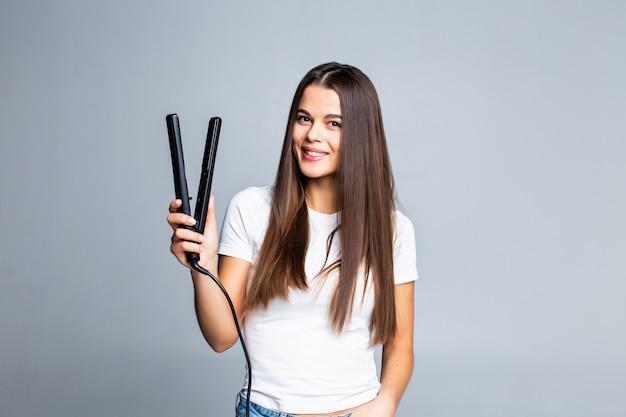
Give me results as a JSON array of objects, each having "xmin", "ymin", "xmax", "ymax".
[{"xmin": 190, "ymin": 261, "xmax": 251, "ymax": 417}]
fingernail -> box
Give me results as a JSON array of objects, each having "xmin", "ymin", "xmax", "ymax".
[
  {"xmin": 198, "ymin": 235, "xmax": 205, "ymax": 242},
  {"xmin": 189, "ymin": 218, "xmax": 197, "ymax": 225}
]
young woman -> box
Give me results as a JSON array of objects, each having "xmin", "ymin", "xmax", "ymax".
[{"xmin": 167, "ymin": 62, "xmax": 418, "ymax": 417}]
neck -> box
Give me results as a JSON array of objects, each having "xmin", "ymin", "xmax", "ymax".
[{"xmin": 304, "ymin": 178, "xmax": 337, "ymax": 214}]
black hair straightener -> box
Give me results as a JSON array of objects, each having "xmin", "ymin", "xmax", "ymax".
[
  {"xmin": 166, "ymin": 114, "xmax": 251, "ymax": 417},
  {"xmin": 166, "ymin": 114, "xmax": 221, "ymax": 263}
]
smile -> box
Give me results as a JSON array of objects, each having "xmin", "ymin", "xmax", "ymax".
[
  {"xmin": 304, "ymin": 150, "xmax": 327, "ymax": 157},
  {"xmin": 302, "ymin": 148, "xmax": 329, "ymax": 161}
]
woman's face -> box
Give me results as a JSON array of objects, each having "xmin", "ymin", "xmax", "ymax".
[{"xmin": 292, "ymin": 85, "xmax": 343, "ymax": 182}]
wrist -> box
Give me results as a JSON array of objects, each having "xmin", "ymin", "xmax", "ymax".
[
  {"xmin": 194, "ymin": 251, "xmax": 218, "ymax": 275},
  {"xmin": 375, "ymin": 391, "xmax": 399, "ymax": 412}
]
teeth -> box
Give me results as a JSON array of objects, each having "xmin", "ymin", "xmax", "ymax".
[{"xmin": 305, "ymin": 150, "xmax": 326, "ymax": 157}]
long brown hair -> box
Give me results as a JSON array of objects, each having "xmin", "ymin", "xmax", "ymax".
[{"xmin": 245, "ymin": 62, "xmax": 397, "ymax": 344}]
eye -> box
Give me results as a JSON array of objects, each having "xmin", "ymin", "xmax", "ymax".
[
  {"xmin": 328, "ymin": 120, "xmax": 342, "ymax": 128},
  {"xmin": 296, "ymin": 114, "xmax": 311, "ymax": 124}
]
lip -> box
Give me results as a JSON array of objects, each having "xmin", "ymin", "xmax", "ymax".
[{"xmin": 301, "ymin": 146, "xmax": 329, "ymax": 161}]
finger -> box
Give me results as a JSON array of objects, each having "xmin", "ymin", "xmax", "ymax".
[
  {"xmin": 167, "ymin": 212, "xmax": 197, "ymax": 229},
  {"xmin": 170, "ymin": 240, "xmax": 203, "ymax": 267},
  {"xmin": 172, "ymin": 227, "xmax": 205, "ymax": 244},
  {"xmin": 173, "ymin": 240, "xmax": 203, "ymax": 255},
  {"xmin": 169, "ymin": 199, "xmax": 182, "ymax": 213}
]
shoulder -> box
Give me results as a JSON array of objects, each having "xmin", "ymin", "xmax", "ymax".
[
  {"xmin": 222, "ymin": 185, "xmax": 273, "ymax": 231},
  {"xmin": 227, "ymin": 185, "xmax": 273, "ymax": 211},
  {"xmin": 219, "ymin": 186, "xmax": 273, "ymax": 260},
  {"xmin": 393, "ymin": 210, "xmax": 415, "ymax": 236}
]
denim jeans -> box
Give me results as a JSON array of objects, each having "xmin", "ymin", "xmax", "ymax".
[{"xmin": 236, "ymin": 392, "xmax": 352, "ymax": 417}]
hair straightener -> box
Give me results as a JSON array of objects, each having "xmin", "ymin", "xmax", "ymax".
[
  {"xmin": 166, "ymin": 114, "xmax": 251, "ymax": 417},
  {"xmin": 166, "ymin": 114, "xmax": 221, "ymax": 264}
]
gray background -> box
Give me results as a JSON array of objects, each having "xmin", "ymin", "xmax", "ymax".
[{"xmin": 1, "ymin": 1, "xmax": 624, "ymax": 416}]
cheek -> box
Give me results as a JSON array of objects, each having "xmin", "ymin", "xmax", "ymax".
[
  {"xmin": 291, "ymin": 125, "xmax": 308, "ymax": 152},
  {"xmin": 331, "ymin": 133, "xmax": 342, "ymax": 153},
  {"xmin": 291, "ymin": 137, "xmax": 300, "ymax": 158},
  {"xmin": 292, "ymin": 124, "xmax": 306, "ymax": 141}
]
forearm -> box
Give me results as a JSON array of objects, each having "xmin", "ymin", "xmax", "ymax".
[
  {"xmin": 374, "ymin": 281, "xmax": 415, "ymax": 414},
  {"xmin": 377, "ymin": 342, "xmax": 414, "ymax": 411},
  {"xmin": 168, "ymin": 196, "xmax": 248, "ymax": 352},
  {"xmin": 191, "ymin": 268, "xmax": 240, "ymax": 352},
  {"xmin": 190, "ymin": 254, "xmax": 250, "ymax": 352}
]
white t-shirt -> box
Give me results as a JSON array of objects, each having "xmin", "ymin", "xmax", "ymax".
[{"xmin": 218, "ymin": 186, "xmax": 418, "ymax": 414}]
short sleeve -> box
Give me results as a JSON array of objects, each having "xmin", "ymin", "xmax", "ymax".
[
  {"xmin": 393, "ymin": 211, "xmax": 419, "ymax": 285},
  {"xmin": 218, "ymin": 186, "xmax": 272, "ymax": 263}
]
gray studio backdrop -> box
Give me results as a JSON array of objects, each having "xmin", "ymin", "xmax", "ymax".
[{"xmin": 1, "ymin": 1, "xmax": 624, "ymax": 416}]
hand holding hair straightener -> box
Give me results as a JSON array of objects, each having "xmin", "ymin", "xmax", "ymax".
[{"xmin": 166, "ymin": 113, "xmax": 220, "ymax": 267}]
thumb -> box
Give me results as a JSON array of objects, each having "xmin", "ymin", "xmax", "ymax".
[{"xmin": 204, "ymin": 195, "xmax": 216, "ymax": 233}]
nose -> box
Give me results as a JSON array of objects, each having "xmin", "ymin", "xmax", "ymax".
[{"xmin": 306, "ymin": 121, "xmax": 323, "ymax": 142}]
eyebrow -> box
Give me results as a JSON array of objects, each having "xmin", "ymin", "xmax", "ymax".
[{"xmin": 297, "ymin": 109, "xmax": 343, "ymax": 119}]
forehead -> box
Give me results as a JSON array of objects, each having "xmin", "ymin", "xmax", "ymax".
[{"xmin": 298, "ymin": 85, "xmax": 342, "ymax": 115}]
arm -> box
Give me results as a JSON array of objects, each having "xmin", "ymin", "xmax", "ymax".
[
  {"xmin": 168, "ymin": 197, "xmax": 250, "ymax": 352},
  {"xmin": 354, "ymin": 281, "xmax": 415, "ymax": 417},
  {"xmin": 191, "ymin": 255, "xmax": 249, "ymax": 352}
]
